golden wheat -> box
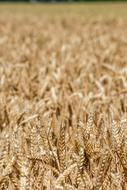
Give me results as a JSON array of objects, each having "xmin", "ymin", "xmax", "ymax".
[{"xmin": 0, "ymin": 11, "xmax": 127, "ymax": 190}]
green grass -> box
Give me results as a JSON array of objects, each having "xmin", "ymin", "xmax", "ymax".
[{"xmin": 0, "ymin": 2, "xmax": 127, "ymax": 16}]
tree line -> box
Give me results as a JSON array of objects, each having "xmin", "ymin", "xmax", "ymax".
[{"xmin": 0, "ymin": 0, "xmax": 127, "ymax": 1}]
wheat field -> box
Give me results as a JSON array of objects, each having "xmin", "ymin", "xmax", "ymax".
[{"xmin": 0, "ymin": 4, "xmax": 127, "ymax": 190}]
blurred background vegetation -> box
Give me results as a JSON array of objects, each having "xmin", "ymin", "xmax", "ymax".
[
  {"xmin": 0, "ymin": 0, "xmax": 127, "ymax": 2},
  {"xmin": 0, "ymin": 0, "xmax": 126, "ymax": 17}
]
